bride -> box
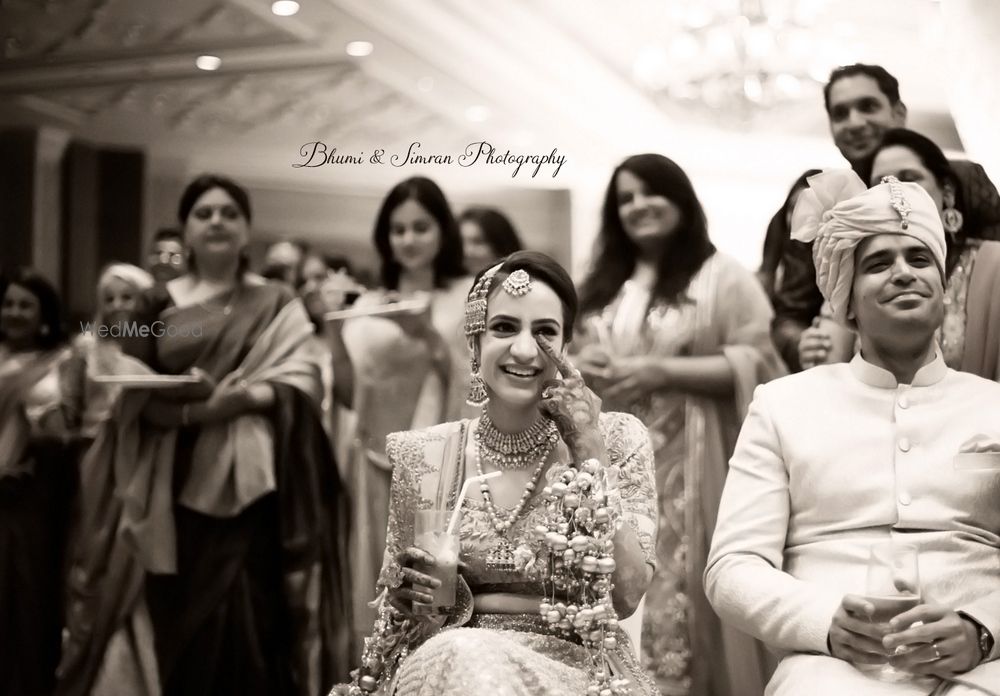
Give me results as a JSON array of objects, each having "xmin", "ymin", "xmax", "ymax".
[{"xmin": 340, "ymin": 251, "xmax": 660, "ymax": 696}]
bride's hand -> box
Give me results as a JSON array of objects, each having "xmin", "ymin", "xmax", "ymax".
[
  {"xmin": 535, "ymin": 336, "xmax": 604, "ymax": 459},
  {"xmin": 386, "ymin": 547, "xmax": 443, "ymax": 617}
]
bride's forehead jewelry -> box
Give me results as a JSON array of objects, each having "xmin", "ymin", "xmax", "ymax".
[
  {"xmin": 502, "ymin": 269, "xmax": 532, "ymax": 297},
  {"xmin": 464, "ymin": 262, "xmax": 503, "ymax": 337}
]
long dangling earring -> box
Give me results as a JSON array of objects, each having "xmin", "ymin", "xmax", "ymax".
[
  {"xmin": 942, "ymin": 184, "xmax": 964, "ymax": 239},
  {"xmin": 467, "ymin": 356, "xmax": 488, "ymax": 407}
]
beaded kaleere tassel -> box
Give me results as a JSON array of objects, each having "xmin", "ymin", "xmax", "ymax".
[{"xmin": 535, "ymin": 459, "xmax": 632, "ymax": 696}]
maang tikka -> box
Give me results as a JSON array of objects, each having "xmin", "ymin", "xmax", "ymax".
[{"xmin": 463, "ymin": 263, "xmax": 534, "ymax": 406}]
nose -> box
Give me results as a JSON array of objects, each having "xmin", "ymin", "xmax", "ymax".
[
  {"xmin": 509, "ymin": 329, "xmax": 539, "ymax": 362},
  {"xmin": 846, "ymin": 108, "xmax": 867, "ymax": 129},
  {"xmin": 890, "ymin": 257, "xmax": 916, "ymax": 283}
]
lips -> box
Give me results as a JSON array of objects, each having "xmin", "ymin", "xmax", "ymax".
[
  {"xmin": 887, "ymin": 290, "xmax": 928, "ymax": 302},
  {"xmin": 501, "ymin": 365, "xmax": 542, "ymax": 379}
]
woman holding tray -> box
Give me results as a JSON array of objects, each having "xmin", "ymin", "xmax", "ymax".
[
  {"xmin": 57, "ymin": 174, "xmax": 351, "ymax": 696},
  {"xmin": 328, "ymin": 176, "xmax": 475, "ymax": 653}
]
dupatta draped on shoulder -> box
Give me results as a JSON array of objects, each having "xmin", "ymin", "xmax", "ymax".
[{"xmin": 58, "ymin": 284, "xmax": 351, "ymax": 696}]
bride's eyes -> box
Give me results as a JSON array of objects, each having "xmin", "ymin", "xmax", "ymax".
[{"xmin": 490, "ymin": 321, "xmax": 517, "ymax": 334}]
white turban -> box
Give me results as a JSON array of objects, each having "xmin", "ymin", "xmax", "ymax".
[
  {"xmin": 790, "ymin": 170, "xmax": 946, "ymax": 324},
  {"xmin": 98, "ymin": 263, "xmax": 155, "ymax": 294}
]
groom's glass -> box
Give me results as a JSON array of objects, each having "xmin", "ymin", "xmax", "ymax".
[{"xmin": 862, "ymin": 541, "xmax": 921, "ymax": 682}]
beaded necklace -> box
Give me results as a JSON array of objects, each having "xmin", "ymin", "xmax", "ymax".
[{"xmin": 474, "ymin": 418, "xmax": 555, "ymax": 572}]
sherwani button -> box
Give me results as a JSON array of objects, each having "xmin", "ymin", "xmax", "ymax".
[
  {"xmin": 899, "ymin": 492, "xmax": 912, "ymax": 505},
  {"xmin": 898, "ymin": 396, "xmax": 909, "ymax": 409},
  {"xmin": 898, "ymin": 438, "xmax": 911, "ymax": 452}
]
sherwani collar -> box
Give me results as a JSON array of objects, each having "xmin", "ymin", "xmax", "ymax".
[{"xmin": 850, "ymin": 347, "xmax": 947, "ymax": 388}]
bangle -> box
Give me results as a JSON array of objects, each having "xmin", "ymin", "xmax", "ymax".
[{"xmin": 181, "ymin": 404, "xmax": 191, "ymax": 426}]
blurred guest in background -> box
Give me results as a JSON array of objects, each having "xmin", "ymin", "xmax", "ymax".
[
  {"xmin": 798, "ymin": 129, "xmax": 1000, "ymax": 380},
  {"xmin": 0, "ymin": 268, "xmax": 75, "ymax": 696},
  {"xmin": 145, "ymin": 228, "xmax": 188, "ymax": 286},
  {"xmin": 58, "ymin": 174, "xmax": 351, "ymax": 696},
  {"xmin": 574, "ymin": 153, "xmax": 784, "ymax": 696},
  {"xmin": 771, "ymin": 63, "xmax": 1000, "ymax": 371},
  {"xmin": 758, "ymin": 169, "xmax": 822, "ymax": 302},
  {"xmin": 458, "ymin": 206, "xmax": 524, "ymax": 274},
  {"xmin": 262, "ymin": 239, "xmax": 308, "ymax": 285},
  {"xmin": 61, "ymin": 263, "xmax": 155, "ymax": 441},
  {"xmin": 328, "ymin": 175, "xmax": 472, "ymax": 654}
]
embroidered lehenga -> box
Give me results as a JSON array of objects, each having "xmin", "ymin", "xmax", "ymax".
[
  {"xmin": 349, "ymin": 411, "xmax": 660, "ymax": 695},
  {"xmin": 577, "ymin": 253, "xmax": 786, "ymax": 696}
]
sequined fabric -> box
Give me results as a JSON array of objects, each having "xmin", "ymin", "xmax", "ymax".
[
  {"xmin": 365, "ymin": 412, "xmax": 659, "ymax": 695},
  {"xmin": 393, "ymin": 616, "xmax": 659, "ymax": 696},
  {"xmin": 939, "ymin": 242, "xmax": 980, "ymax": 369}
]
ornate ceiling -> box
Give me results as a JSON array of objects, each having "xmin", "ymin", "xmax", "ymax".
[{"xmin": 0, "ymin": 0, "xmax": 962, "ymax": 190}]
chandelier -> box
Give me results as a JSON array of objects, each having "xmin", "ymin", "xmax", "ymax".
[{"xmin": 633, "ymin": 0, "xmax": 845, "ymax": 126}]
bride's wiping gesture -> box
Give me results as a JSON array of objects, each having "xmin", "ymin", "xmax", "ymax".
[{"xmin": 535, "ymin": 335, "xmax": 607, "ymax": 463}]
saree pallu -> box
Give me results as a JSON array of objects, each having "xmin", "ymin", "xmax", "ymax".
[
  {"xmin": 57, "ymin": 284, "xmax": 351, "ymax": 696},
  {"xmin": 581, "ymin": 253, "xmax": 786, "ymax": 696}
]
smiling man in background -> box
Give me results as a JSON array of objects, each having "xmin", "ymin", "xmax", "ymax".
[{"xmin": 768, "ymin": 63, "xmax": 1000, "ymax": 371}]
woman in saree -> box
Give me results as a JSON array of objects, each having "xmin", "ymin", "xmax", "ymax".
[
  {"xmin": 573, "ymin": 154, "xmax": 786, "ymax": 696},
  {"xmin": 0, "ymin": 268, "xmax": 75, "ymax": 696},
  {"xmin": 337, "ymin": 250, "xmax": 659, "ymax": 696},
  {"xmin": 57, "ymin": 174, "xmax": 351, "ymax": 696},
  {"xmin": 328, "ymin": 176, "xmax": 473, "ymax": 650},
  {"xmin": 798, "ymin": 128, "xmax": 1000, "ymax": 380}
]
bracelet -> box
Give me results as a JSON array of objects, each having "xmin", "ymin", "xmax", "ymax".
[{"xmin": 181, "ymin": 404, "xmax": 191, "ymax": 426}]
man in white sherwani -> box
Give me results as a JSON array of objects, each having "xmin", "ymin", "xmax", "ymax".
[{"xmin": 705, "ymin": 170, "xmax": 1000, "ymax": 695}]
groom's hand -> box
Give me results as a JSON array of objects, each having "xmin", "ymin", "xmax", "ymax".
[{"xmin": 828, "ymin": 594, "xmax": 890, "ymax": 665}]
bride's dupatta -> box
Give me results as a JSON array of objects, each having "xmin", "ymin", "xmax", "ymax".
[{"xmin": 58, "ymin": 286, "xmax": 351, "ymax": 696}]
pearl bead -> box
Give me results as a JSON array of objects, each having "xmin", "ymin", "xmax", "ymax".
[
  {"xmin": 564, "ymin": 493, "xmax": 581, "ymax": 508},
  {"xmin": 597, "ymin": 557, "xmax": 617, "ymax": 574},
  {"xmin": 546, "ymin": 610, "xmax": 562, "ymax": 623},
  {"xmin": 359, "ymin": 675, "xmax": 378, "ymax": 692},
  {"xmin": 581, "ymin": 555, "xmax": 599, "ymax": 573}
]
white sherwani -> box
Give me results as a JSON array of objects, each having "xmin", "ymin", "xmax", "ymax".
[{"xmin": 705, "ymin": 353, "xmax": 1000, "ymax": 695}]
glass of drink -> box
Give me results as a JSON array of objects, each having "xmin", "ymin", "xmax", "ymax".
[
  {"xmin": 412, "ymin": 509, "xmax": 461, "ymax": 615},
  {"xmin": 863, "ymin": 541, "xmax": 921, "ymax": 682}
]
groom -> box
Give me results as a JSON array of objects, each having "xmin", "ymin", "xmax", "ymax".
[{"xmin": 705, "ymin": 170, "xmax": 999, "ymax": 694}]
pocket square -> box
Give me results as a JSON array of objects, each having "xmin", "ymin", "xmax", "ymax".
[
  {"xmin": 953, "ymin": 435, "xmax": 1000, "ymax": 470},
  {"xmin": 958, "ymin": 434, "xmax": 1000, "ymax": 454}
]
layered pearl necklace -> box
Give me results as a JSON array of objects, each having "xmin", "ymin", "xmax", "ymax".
[{"xmin": 474, "ymin": 414, "xmax": 558, "ymax": 572}]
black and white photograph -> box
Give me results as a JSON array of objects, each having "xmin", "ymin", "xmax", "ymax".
[{"xmin": 1, "ymin": 1, "xmax": 998, "ymax": 695}]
